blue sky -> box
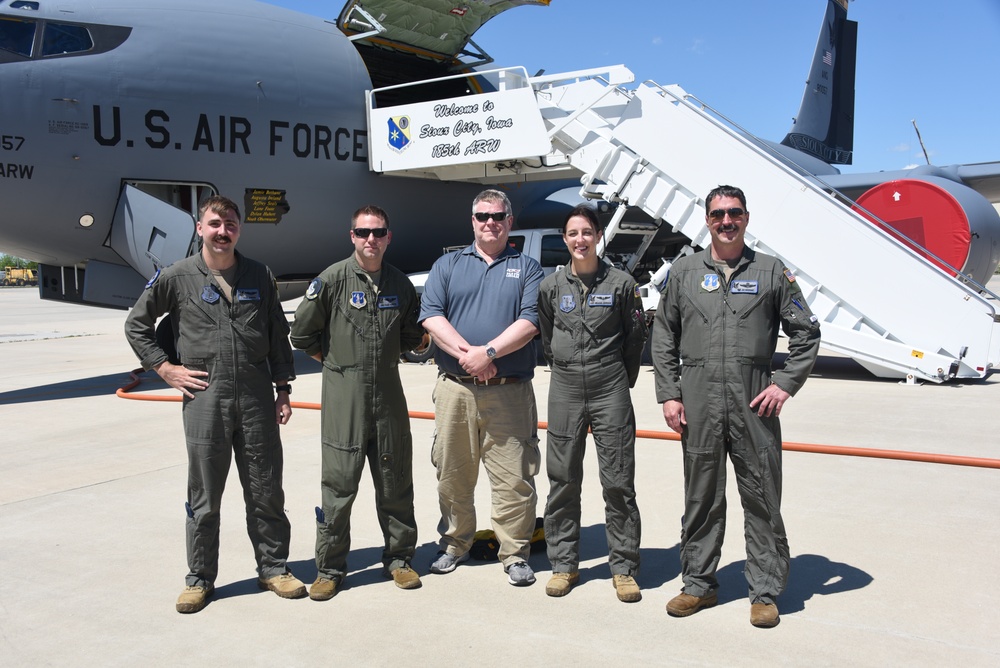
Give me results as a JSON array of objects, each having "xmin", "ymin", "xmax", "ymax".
[{"xmin": 265, "ymin": 0, "xmax": 1000, "ymax": 175}]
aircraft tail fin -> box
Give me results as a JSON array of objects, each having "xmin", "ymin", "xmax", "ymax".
[{"xmin": 780, "ymin": 0, "xmax": 857, "ymax": 165}]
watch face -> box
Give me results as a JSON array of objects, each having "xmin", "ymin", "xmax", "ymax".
[{"xmin": 487, "ymin": 346, "xmax": 496, "ymax": 359}]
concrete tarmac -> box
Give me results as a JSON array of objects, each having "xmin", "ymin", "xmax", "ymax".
[{"xmin": 1, "ymin": 286, "xmax": 999, "ymax": 666}]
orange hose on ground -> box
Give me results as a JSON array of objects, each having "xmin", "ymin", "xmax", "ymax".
[{"xmin": 118, "ymin": 369, "xmax": 1000, "ymax": 470}]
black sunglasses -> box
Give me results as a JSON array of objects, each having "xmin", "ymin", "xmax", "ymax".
[
  {"xmin": 352, "ymin": 227, "xmax": 389, "ymax": 238},
  {"xmin": 473, "ymin": 211, "xmax": 510, "ymax": 222},
  {"xmin": 708, "ymin": 207, "xmax": 746, "ymax": 221}
]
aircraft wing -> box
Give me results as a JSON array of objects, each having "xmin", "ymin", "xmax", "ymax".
[
  {"xmin": 337, "ymin": 0, "xmax": 550, "ymax": 60},
  {"xmin": 821, "ymin": 161, "xmax": 1000, "ymax": 205}
]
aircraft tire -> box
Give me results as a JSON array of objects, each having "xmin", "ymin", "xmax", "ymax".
[
  {"xmin": 155, "ymin": 314, "xmax": 181, "ymax": 366},
  {"xmin": 403, "ymin": 334, "xmax": 436, "ymax": 364}
]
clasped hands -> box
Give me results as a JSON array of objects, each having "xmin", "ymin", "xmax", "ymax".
[{"xmin": 457, "ymin": 344, "xmax": 497, "ymax": 382}]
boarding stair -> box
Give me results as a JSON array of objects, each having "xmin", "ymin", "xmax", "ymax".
[{"xmin": 366, "ymin": 66, "xmax": 1000, "ymax": 382}]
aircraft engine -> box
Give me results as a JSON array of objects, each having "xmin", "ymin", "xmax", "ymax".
[{"xmin": 852, "ymin": 177, "xmax": 1000, "ymax": 286}]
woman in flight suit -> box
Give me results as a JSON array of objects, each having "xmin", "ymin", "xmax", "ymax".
[{"xmin": 537, "ymin": 205, "xmax": 648, "ymax": 602}]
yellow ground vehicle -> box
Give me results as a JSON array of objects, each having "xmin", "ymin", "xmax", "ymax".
[{"xmin": 2, "ymin": 267, "xmax": 37, "ymax": 286}]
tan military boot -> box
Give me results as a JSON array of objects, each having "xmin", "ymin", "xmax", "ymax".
[
  {"xmin": 545, "ymin": 572, "xmax": 580, "ymax": 597},
  {"xmin": 176, "ymin": 584, "xmax": 213, "ymax": 614},
  {"xmin": 613, "ymin": 574, "xmax": 642, "ymax": 603},
  {"xmin": 258, "ymin": 572, "xmax": 307, "ymax": 599}
]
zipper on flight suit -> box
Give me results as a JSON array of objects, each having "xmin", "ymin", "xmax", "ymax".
[
  {"xmin": 718, "ymin": 267, "xmax": 732, "ymax": 437},
  {"xmin": 572, "ymin": 274, "xmax": 588, "ymax": 395},
  {"xmin": 362, "ymin": 270, "xmax": 381, "ymax": 441},
  {"xmin": 224, "ymin": 274, "xmax": 242, "ymax": 425}
]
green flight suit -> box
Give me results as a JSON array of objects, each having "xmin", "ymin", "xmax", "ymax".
[
  {"xmin": 290, "ymin": 256, "xmax": 424, "ymax": 580},
  {"xmin": 124, "ymin": 251, "xmax": 296, "ymax": 587},
  {"xmin": 652, "ymin": 247, "xmax": 820, "ymax": 604},
  {"xmin": 538, "ymin": 260, "xmax": 648, "ymax": 576}
]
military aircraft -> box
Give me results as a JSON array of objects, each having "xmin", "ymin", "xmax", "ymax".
[{"xmin": 1, "ymin": 0, "xmax": 998, "ymax": 312}]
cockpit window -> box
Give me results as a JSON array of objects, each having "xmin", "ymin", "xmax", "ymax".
[
  {"xmin": 10, "ymin": 2, "xmax": 41, "ymax": 10},
  {"xmin": 0, "ymin": 17, "xmax": 35, "ymax": 57},
  {"xmin": 0, "ymin": 16, "xmax": 128, "ymax": 63},
  {"xmin": 41, "ymin": 22, "xmax": 91, "ymax": 56}
]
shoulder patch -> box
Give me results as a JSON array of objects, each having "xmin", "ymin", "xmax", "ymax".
[
  {"xmin": 633, "ymin": 283, "xmax": 641, "ymax": 298},
  {"xmin": 145, "ymin": 268, "xmax": 160, "ymax": 289},
  {"xmin": 305, "ymin": 277, "xmax": 322, "ymax": 301},
  {"xmin": 783, "ymin": 268, "xmax": 796, "ymax": 283}
]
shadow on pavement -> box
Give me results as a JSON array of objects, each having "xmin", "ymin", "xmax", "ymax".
[{"xmin": 715, "ymin": 553, "xmax": 873, "ymax": 612}]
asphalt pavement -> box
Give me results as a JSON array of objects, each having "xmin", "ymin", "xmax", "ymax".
[{"xmin": 1, "ymin": 285, "xmax": 999, "ymax": 667}]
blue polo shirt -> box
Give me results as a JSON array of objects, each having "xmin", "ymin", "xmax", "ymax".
[{"xmin": 419, "ymin": 243, "xmax": 543, "ymax": 380}]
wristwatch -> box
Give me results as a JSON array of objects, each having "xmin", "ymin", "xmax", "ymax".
[
  {"xmin": 485, "ymin": 346, "xmax": 497, "ymax": 360},
  {"xmin": 275, "ymin": 384, "xmax": 292, "ymax": 395}
]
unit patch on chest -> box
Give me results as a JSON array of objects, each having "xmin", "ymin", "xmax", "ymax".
[
  {"xmin": 559, "ymin": 295, "xmax": 576, "ymax": 313},
  {"xmin": 350, "ymin": 291, "xmax": 367, "ymax": 308},
  {"xmin": 701, "ymin": 274, "xmax": 720, "ymax": 292},
  {"xmin": 201, "ymin": 285, "xmax": 221, "ymax": 304}
]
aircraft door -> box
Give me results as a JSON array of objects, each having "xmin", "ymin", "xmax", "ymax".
[{"xmin": 109, "ymin": 184, "xmax": 196, "ymax": 280}]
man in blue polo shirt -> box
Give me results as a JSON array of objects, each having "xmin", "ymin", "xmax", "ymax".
[{"xmin": 419, "ymin": 189, "xmax": 544, "ymax": 587}]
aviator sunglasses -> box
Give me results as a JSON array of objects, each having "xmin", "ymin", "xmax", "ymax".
[
  {"xmin": 352, "ymin": 227, "xmax": 389, "ymax": 238},
  {"xmin": 708, "ymin": 207, "xmax": 747, "ymax": 221},
  {"xmin": 474, "ymin": 211, "xmax": 510, "ymax": 222}
]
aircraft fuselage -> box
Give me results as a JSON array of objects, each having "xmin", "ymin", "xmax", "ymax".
[{"xmin": 0, "ymin": 0, "xmax": 515, "ymax": 287}]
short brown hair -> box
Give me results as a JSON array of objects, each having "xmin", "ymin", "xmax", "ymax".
[
  {"xmin": 352, "ymin": 204, "xmax": 389, "ymax": 227},
  {"xmin": 198, "ymin": 195, "xmax": 241, "ymax": 222}
]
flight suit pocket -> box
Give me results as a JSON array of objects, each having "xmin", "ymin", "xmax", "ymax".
[
  {"xmin": 736, "ymin": 291, "xmax": 774, "ymax": 357},
  {"xmin": 328, "ymin": 302, "xmax": 368, "ymax": 366},
  {"xmin": 588, "ymin": 301, "xmax": 619, "ymax": 340},
  {"xmin": 234, "ymin": 301, "xmax": 269, "ymax": 362},
  {"xmin": 377, "ymin": 432, "xmax": 412, "ymax": 498},
  {"xmin": 180, "ymin": 295, "xmax": 221, "ymax": 358},
  {"xmin": 678, "ymin": 293, "xmax": 710, "ymax": 360},
  {"xmin": 544, "ymin": 431, "xmax": 576, "ymax": 483},
  {"xmin": 321, "ymin": 440, "xmax": 363, "ymax": 493}
]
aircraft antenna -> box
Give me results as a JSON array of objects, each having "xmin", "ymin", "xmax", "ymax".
[{"xmin": 911, "ymin": 119, "xmax": 932, "ymax": 165}]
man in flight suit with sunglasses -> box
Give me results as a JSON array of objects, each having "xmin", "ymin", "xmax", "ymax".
[
  {"xmin": 290, "ymin": 205, "xmax": 425, "ymax": 600},
  {"xmin": 652, "ymin": 185, "xmax": 820, "ymax": 627}
]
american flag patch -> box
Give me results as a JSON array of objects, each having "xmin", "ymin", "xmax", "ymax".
[{"xmin": 784, "ymin": 268, "xmax": 796, "ymax": 283}]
